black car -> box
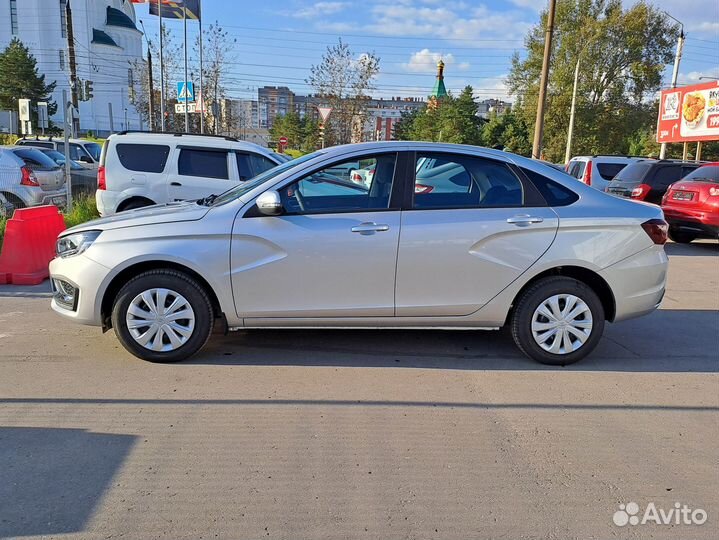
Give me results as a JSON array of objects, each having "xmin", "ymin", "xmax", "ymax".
[{"xmin": 606, "ymin": 160, "xmax": 704, "ymax": 204}]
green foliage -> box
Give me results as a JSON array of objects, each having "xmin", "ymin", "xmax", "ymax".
[
  {"xmin": 482, "ymin": 108, "xmax": 532, "ymax": 156},
  {"xmin": 508, "ymin": 0, "xmax": 679, "ymax": 162},
  {"xmin": 270, "ymin": 112, "xmax": 321, "ymax": 153},
  {"xmin": 0, "ymin": 38, "xmax": 58, "ymax": 130},
  {"xmin": 63, "ymin": 194, "xmax": 100, "ymax": 229},
  {"xmin": 0, "ymin": 216, "xmax": 5, "ymax": 253},
  {"xmin": 394, "ymin": 86, "xmax": 484, "ymax": 146}
]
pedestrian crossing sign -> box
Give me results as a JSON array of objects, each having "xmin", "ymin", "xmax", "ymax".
[{"xmin": 177, "ymin": 81, "xmax": 195, "ymax": 103}]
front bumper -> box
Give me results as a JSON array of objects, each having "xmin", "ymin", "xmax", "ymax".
[
  {"xmin": 599, "ymin": 245, "xmax": 668, "ymax": 322},
  {"xmin": 49, "ymin": 254, "xmax": 111, "ymax": 326}
]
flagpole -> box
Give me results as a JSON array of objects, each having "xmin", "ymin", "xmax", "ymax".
[
  {"xmin": 158, "ymin": 0, "xmax": 165, "ymax": 132},
  {"xmin": 183, "ymin": 3, "xmax": 189, "ymax": 133},
  {"xmin": 198, "ymin": 0, "xmax": 204, "ymax": 134}
]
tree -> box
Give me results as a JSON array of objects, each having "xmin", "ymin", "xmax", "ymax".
[
  {"xmin": 270, "ymin": 112, "xmax": 320, "ymax": 153},
  {"xmin": 482, "ymin": 108, "xmax": 532, "ymax": 156},
  {"xmin": 0, "ymin": 38, "xmax": 57, "ymax": 131},
  {"xmin": 199, "ymin": 22, "xmax": 236, "ymax": 134},
  {"xmin": 507, "ymin": 0, "xmax": 678, "ymax": 161},
  {"xmin": 307, "ymin": 39, "xmax": 380, "ymax": 145}
]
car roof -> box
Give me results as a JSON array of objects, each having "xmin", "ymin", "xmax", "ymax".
[{"xmin": 107, "ymin": 131, "xmax": 274, "ymax": 155}]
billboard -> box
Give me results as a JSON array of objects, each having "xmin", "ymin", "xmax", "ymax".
[{"xmin": 657, "ymin": 80, "xmax": 719, "ymax": 143}]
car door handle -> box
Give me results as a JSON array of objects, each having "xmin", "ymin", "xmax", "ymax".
[
  {"xmin": 351, "ymin": 222, "xmax": 390, "ymax": 235},
  {"xmin": 507, "ymin": 214, "xmax": 544, "ymax": 225},
  {"xmin": 170, "ymin": 181, "xmax": 182, "ymax": 186}
]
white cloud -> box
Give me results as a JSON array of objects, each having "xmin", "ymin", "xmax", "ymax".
[
  {"xmin": 677, "ymin": 67, "xmax": 719, "ymax": 86},
  {"xmin": 293, "ymin": 2, "xmax": 349, "ymax": 19},
  {"xmin": 402, "ymin": 49, "xmax": 470, "ymax": 73}
]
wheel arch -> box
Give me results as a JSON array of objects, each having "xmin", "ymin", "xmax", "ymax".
[
  {"xmin": 116, "ymin": 196, "xmax": 155, "ymax": 212},
  {"xmin": 100, "ymin": 260, "xmax": 224, "ymax": 331},
  {"xmin": 507, "ymin": 265, "xmax": 616, "ymax": 325}
]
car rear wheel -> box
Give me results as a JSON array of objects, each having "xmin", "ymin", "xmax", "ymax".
[
  {"xmin": 111, "ymin": 270, "xmax": 214, "ymax": 362},
  {"xmin": 668, "ymin": 229, "xmax": 697, "ymax": 244},
  {"xmin": 511, "ymin": 277, "xmax": 605, "ymax": 365}
]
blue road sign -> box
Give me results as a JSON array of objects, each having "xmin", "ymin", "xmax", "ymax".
[{"xmin": 177, "ymin": 81, "xmax": 195, "ymax": 103}]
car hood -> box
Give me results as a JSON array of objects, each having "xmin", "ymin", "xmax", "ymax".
[{"xmin": 64, "ymin": 201, "xmax": 210, "ymax": 234}]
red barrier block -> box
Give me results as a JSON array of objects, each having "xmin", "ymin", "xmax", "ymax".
[{"xmin": 0, "ymin": 205, "xmax": 66, "ymax": 285}]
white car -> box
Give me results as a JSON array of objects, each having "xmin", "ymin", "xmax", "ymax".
[
  {"xmin": 96, "ymin": 132, "xmax": 282, "ymax": 215},
  {"xmin": 566, "ymin": 156, "xmax": 649, "ymax": 192},
  {"xmin": 50, "ymin": 142, "xmax": 668, "ymax": 366},
  {"xmin": 15, "ymin": 137, "xmax": 102, "ymax": 169}
]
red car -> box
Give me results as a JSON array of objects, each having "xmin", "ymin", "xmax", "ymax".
[{"xmin": 661, "ymin": 163, "xmax": 719, "ymax": 243}]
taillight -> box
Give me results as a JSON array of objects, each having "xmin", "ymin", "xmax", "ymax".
[
  {"xmin": 582, "ymin": 161, "xmax": 592, "ymax": 186},
  {"xmin": 631, "ymin": 183, "xmax": 651, "ymax": 200},
  {"xmin": 641, "ymin": 218, "xmax": 668, "ymax": 245},
  {"xmin": 351, "ymin": 173, "xmax": 363, "ymax": 184},
  {"xmin": 415, "ymin": 184, "xmax": 434, "ymax": 194},
  {"xmin": 97, "ymin": 165, "xmax": 106, "ymax": 190},
  {"xmin": 709, "ymin": 187, "xmax": 719, "ymax": 197},
  {"xmin": 20, "ymin": 166, "xmax": 39, "ymax": 186}
]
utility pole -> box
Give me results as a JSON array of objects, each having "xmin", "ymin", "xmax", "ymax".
[
  {"xmin": 139, "ymin": 20, "xmax": 155, "ymax": 131},
  {"xmin": 564, "ymin": 56, "xmax": 580, "ymax": 164},
  {"xmin": 62, "ymin": 90, "xmax": 72, "ymax": 213},
  {"xmin": 660, "ymin": 14, "xmax": 684, "ymax": 160},
  {"xmin": 65, "ymin": 0, "xmax": 80, "ymax": 136},
  {"xmin": 199, "ymin": 0, "xmax": 204, "ymax": 134},
  {"xmin": 183, "ymin": 5, "xmax": 189, "ymax": 133},
  {"xmin": 532, "ymin": 0, "xmax": 556, "ymax": 160},
  {"xmin": 158, "ymin": 0, "xmax": 165, "ymax": 132}
]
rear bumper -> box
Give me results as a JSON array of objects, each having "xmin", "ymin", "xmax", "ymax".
[
  {"xmin": 599, "ymin": 245, "xmax": 668, "ymax": 322},
  {"xmin": 13, "ymin": 186, "xmax": 68, "ymax": 208},
  {"xmin": 95, "ymin": 190, "xmax": 119, "ymax": 217},
  {"xmin": 663, "ymin": 206, "xmax": 719, "ymax": 238}
]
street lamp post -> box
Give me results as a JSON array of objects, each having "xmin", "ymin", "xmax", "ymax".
[{"xmin": 660, "ymin": 13, "xmax": 684, "ymax": 160}]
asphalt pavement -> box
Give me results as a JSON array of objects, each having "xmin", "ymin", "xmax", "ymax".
[{"xmin": 0, "ymin": 241, "xmax": 717, "ymax": 540}]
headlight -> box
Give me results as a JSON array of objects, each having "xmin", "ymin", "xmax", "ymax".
[{"xmin": 56, "ymin": 230, "xmax": 101, "ymax": 258}]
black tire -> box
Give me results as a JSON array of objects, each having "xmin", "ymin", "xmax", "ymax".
[
  {"xmin": 2, "ymin": 193, "xmax": 26, "ymax": 213},
  {"xmin": 510, "ymin": 276, "xmax": 605, "ymax": 366},
  {"xmin": 111, "ymin": 269, "xmax": 214, "ymax": 362},
  {"xmin": 668, "ymin": 229, "xmax": 697, "ymax": 244},
  {"xmin": 118, "ymin": 198, "xmax": 153, "ymax": 212}
]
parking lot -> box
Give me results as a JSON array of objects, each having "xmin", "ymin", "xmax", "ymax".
[{"xmin": 1, "ymin": 240, "xmax": 717, "ymax": 539}]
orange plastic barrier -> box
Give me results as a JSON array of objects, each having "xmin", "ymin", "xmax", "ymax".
[{"xmin": 0, "ymin": 206, "xmax": 66, "ymax": 285}]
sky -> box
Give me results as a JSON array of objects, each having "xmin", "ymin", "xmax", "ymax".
[{"xmin": 133, "ymin": 0, "xmax": 719, "ymax": 103}]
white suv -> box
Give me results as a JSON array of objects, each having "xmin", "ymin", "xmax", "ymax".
[
  {"xmin": 96, "ymin": 132, "xmax": 282, "ymax": 216},
  {"xmin": 566, "ymin": 156, "xmax": 649, "ymax": 192}
]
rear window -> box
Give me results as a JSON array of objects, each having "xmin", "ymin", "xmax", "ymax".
[
  {"xmin": 12, "ymin": 148, "xmax": 61, "ymax": 171},
  {"xmin": 596, "ymin": 163, "xmax": 627, "ymax": 181},
  {"xmin": 612, "ymin": 161, "xmax": 653, "ymax": 183},
  {"xmin": 178, "ymin": 148, "xmax": 229, "ymax": 179},
  {"xmin": 683, "ymin": 165, "xmax": 719, "ymax": 183},
  {"xmin": 116, "ymin": 143, "xmax": 170, "ymax": 173},
  {"xmin": 521, "ymin": 168, "xmax": 579, "ymax": 206}
]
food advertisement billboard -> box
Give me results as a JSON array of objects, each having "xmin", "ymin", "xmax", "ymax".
[{"xmin": 656, "ymin": 80, "xmax": 719, "ymax": 143}]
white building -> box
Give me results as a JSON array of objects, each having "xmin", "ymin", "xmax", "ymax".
[{"xmin": 0, "ymin": 0, "xmax": 143, "ymax": 135}]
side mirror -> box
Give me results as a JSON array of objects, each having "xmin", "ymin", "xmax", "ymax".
[
  {"xmin": 79, "ymin": 155, "xmax": 93, "ymax": 163},
  {"xmin": 256, "ymin": 191, "xmax": 283, "ymax": 216}
]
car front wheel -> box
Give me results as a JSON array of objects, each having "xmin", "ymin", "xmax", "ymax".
[
  {"xmin": 111, "ymin": 270, "xmax": 214, "ymax": 362},
  {"xmin": 511, "ymin": 277, "xmax": 605, "ymax": 365}
]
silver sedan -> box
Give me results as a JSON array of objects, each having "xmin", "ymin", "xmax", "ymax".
[{"xmin": 49, "ymin": 142, "xmax": 669, "ymax": 365}]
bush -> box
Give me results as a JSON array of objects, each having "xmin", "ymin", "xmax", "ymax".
[
  {"xmin": 0, "ymin": 216, "xmax": 6, "ymax": 253},
  {"xmin": 64, "ymin": 194, "xmax": 99, "ymax": 229}
]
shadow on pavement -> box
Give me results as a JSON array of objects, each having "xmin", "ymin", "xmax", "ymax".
[
  {"xmin": 178, "ymin": 309, "xmax": 719, "ymax": 373},
  {"xmin": 664, "ymin": 241, "xmax": 718, "ymax": 257},
  {"xmin": 0, "ymin": 427, "xmax": 136, "ymax": 538}
]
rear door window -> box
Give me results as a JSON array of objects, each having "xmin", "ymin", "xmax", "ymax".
[
  {"xmin": 567, "ymin": 161, "xmax": 585, "ymax": 179},
  {"xmin": 521, "ymin": 168, "xmax": 579, "ymax": 206},
  {"xmin": 650, "ymin": 165, "xmax": 681, "ymax": 187},
  {"xmin": 596, "ymin": 163, "xmax": 627, "ymax": 180},
  {"xmin": 116, "ymin": 143, "xmax": 170, "ymax": 173},
  {"xmin": 178, "ymin": 148, "xmax": 229, "ymax": 179},
  {"xmin": 249, "ymin": 154, "xmax": 277, "ymax": 176}
]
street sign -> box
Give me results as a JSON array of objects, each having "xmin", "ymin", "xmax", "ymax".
[
  {"xmin": 175, "ymin": 102, "xmax": 198, "ymax": 113},
  {"xmin": 657, "ymin": 80, "xmax": 719, "ymax": 144},
  {"xmin": 279, "ymin": 136, "xmax": 288, "ymax": 145},
  {"xmin": 18, "ymin": 99, "xmax": 30, "ymax": 121},
  {"xmin": 177, "ymin": 81, "xmax": 195, "ymax": 103},
  {"xmin": 37, "ymin": 102, "xmax": 48, "ymax": 129},
  {"xmin": 318, "ymin": 106, "xmax": 332, "ymax": 122}
]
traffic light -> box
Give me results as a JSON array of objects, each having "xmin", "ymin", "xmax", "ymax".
[
  {"xmin": 76, "ymin": 79, "xmax": 85, "ymax": 102},
  {"xmin": 84, "ymin": 80, "xmax": 94, "ymax": 101}
]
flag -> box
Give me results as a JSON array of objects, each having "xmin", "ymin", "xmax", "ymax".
[{"xmin": 149, "ymin": 0, "xmax": 201, "ymax": 20}]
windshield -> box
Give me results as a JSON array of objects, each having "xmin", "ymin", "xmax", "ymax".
[
  {"xmin": 85, "ymin": 142, "xmax": 102, "ymax": 161},
  {"xmin": 683, "ymin": 165, "xmax": 719, "ymax": 183},
  {"xmin": 210, "ymin": 151, "xmax": 322, "ymax": 206}
]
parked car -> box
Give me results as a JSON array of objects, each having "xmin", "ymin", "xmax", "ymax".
[
  {"xmin": 566, "ymin": 156, "xmax": 648, "ymax": 192},
  {"xmin": 0, "ymin": 146, "xmax": 66, "ymax": 211},
  {"xmin": 50, "ymin": 142, "xmax": 668, "ymax": 366},
  {"xmin": 96, "ymin": 132, "xmax": 283, "ymax": 216},
  {"xmin": 15, "ymin": 137, "xmax": 101, "ymax": 169},
  {"xmin": 605, "ymin": 159, "xmax": 705, "ymax": 204},
  {"xmin": 661, "ymin": 162, "xmax": 719, "ymax": 243},
  {"xmin": 35, "ymin": 148, "xmax": 97, "ymax": 196}
]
